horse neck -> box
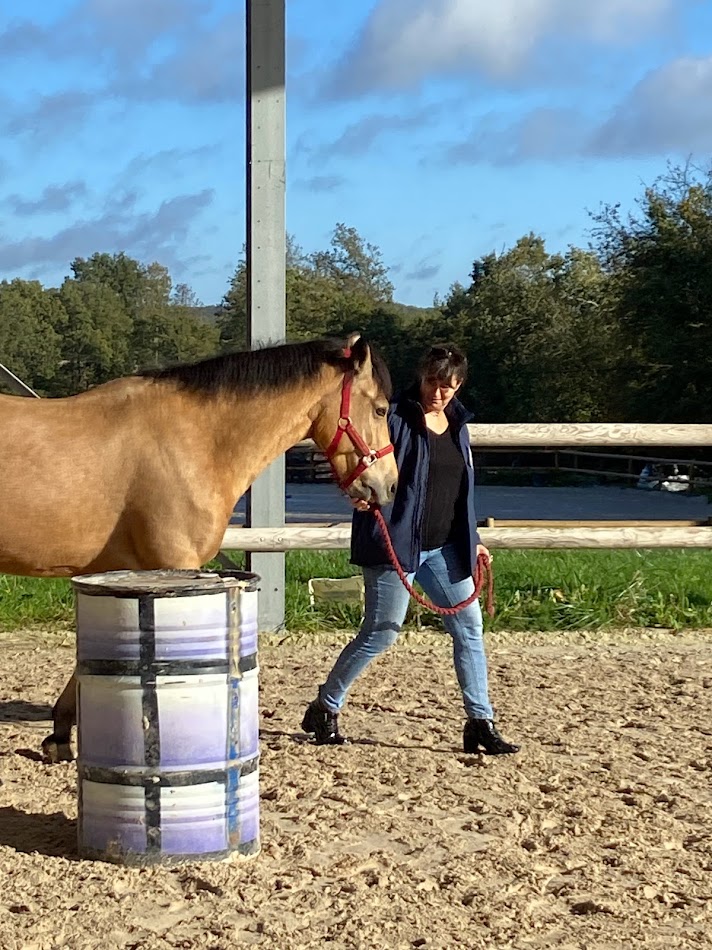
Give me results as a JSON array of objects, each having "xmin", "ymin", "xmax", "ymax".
[{"xmin": 203, "ymin": 372, "xmax": 340, "ymax": 499}]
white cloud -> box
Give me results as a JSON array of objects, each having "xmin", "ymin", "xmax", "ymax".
[
  {"xmin": 293, "ymin": 175, "xmax": 347, "ymax": 193},
  {"xmin": 433, "ymin": 54, "xmax": 712, "ymax": 165},
  {"xmin": 313, "ymin": 108, "xmax": 435, "ymax": 161},
  {"xmin": 591, "ymin": 56, "xmax": 712, "ymax": 156},
  {"xmin": 5, "ymin": 92, "xmax": 96, "ymax": 141},
  {"xmin": 325, "ymin": 0, "xmax": 681, "ymax": 97},
  {"xmin": 0, "ymin": 2, "xmax": 241, "ymax": 105},
  {"xmin": 135, "ymin": 13, "xmax": 244, "ymax": 103},
  {"xmin": 404, "ymin": 259, "xmax": 441, "ymax": 281},
  {"xmin": 0, "ymin": 190, "xmax": 214, "ymax": 274},
  {"xmin": 7, "ymin": 182, "xmax": 88, "ymax": 216},
  {"xmin": 444, "ymin": 107, "xmax": 588, "ymax": 166},
  {"xmin": 434, "ymin": 56, "xmax": 712, "ymax": 165}
]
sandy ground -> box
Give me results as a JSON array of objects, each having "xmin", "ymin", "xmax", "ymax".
[{"xmin": 0, "ymin": 627, "xmax": 711, "ymax": 950}]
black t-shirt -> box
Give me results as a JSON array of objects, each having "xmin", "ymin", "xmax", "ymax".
[{"xmin": 421, "ymin": 427, "xmax": 467, "ymax": 551}]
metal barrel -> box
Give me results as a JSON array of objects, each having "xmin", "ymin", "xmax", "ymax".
[{"xmin": 72, "ymin": 569, "xmax": 260, "ymax": 865}]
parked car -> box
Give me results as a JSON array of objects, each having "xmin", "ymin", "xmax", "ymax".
[{"xmin": 636, "ymin": 463, "xmax": 690, "ymax": 493}]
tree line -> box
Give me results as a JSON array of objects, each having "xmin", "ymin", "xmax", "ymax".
[{"xmin": 1, "ymin": 163, "xmax": 711, "ymax": 423}]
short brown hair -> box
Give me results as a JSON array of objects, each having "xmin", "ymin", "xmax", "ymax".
[{"xmin": 417, "ymin": 343, "xmax": 467, "ymax": 386}]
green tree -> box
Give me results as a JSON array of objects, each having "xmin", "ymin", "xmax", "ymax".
[
  {"xmin": 0, "ymin": 279, "xmax": 64, "ymax": 393},
  {"xmin": 285, "ymin": 236, "xmax": 337, "ymax": 340},
  {"xmin": 138, "ymin": 305, "xmax": 219, "ymax": 368},
  {"xmin": 219, "ymin": 235, "xmax": 340, "ymax": 347},
  {"xmin": 71, "ymin": 252, "xmax": 146, "ymax": 316},
  {"xmin": 441, "ymin": 235, "xmax": 620, "ymax": 421},
  {"xmin": 69, "ymin": 253, "xmax": 218, "ymax": 371},
  {"xmin": 312, "ymin": 223, "xmax": 394, "ymax": 329},
  {"xmin": 217, "ymin": 258, "xmax": 247, "ymax": 350},
  {"xmin": 220, "ymin": 225, "xmax": 397, "ymax": 350},
  {"xmin": 55, "ymin": 279, "xmax": 133, "ymax": 392},
  {"xmin": 172, "ymin": 283, "xmax": 202, "ymax": 308},
  {"xmin": 592, "ymin": 163, "xmax": 712, "ymax": 421},
  {"xmin": 346, "ymin": 303, "xmax": 437, "ymax": 393},
  {"xmin": 130, "ymin": 261, "xmax": 173, "ymax": 369},
  {"xmin": 312, "ymin": 223, "xmax": 393, "ymax": 303}
]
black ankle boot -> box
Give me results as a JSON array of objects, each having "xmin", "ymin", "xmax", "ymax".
[
  {"xmin": 463, "ymin": 718, "xmax": 519, "ymax": 755},
  {"xmin": 301, "ymin": 699, "xmax": 347, "ymax": 745}
]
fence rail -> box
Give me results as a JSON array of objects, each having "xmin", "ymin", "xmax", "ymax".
[
  {"xmin": 234, "ymin": 423, "xmax": 712, "ymax": 554},
  {"xmin": 290, "ymin": 424, "xmax": 712, "ymax": 451},
  {"xmin": 466, "ymin": 423, "xmax": 712, "ymax": 447},
  {"xmin": 222, "ymin": 523, "xmax": 712, "ymax": 551}
]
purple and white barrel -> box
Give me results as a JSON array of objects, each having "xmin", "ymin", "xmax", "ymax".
[{"xmin": 72, "ymin": 569, "xmax": 260, "ymax": 866}]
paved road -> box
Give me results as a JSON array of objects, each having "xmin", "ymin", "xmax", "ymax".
[{"xmin": 232, "ymin": 483, "xmax": 712, "ymax": 525}]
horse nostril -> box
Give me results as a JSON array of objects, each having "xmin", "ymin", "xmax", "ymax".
[{"xmin": 390, "ymin": 481, "xmax": 397, "ymax": 496}]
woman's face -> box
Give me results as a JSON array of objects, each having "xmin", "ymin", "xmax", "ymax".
[{"xmin": 419, "ymin": 374, "xmax": 462, "ymax": 413}]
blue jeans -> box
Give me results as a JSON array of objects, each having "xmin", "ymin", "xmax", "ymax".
[{"xmin": 320, "ymin": 543, "xmax": 494, "ymax": 720}]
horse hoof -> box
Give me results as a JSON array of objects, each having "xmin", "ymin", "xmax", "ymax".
[{"xmin": 41, "ymin": 735, "xmax": 76, "ymax": 764}]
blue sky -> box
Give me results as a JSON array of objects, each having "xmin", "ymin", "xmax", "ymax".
[{"xmin": 2, "ymin": 0, "xmax": 712, "ymax": 308}]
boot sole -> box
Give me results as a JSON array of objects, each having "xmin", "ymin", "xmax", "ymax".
[{"xmin": 463, "ymin": 742, "xmax": 520, "ymax": 755}]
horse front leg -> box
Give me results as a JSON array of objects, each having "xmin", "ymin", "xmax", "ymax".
[{"xmin": 42, "ymin": 670, "xmax": 77, "ymax": 763}]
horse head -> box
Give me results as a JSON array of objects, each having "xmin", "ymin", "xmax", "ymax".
[{"xmin": 311, "ymin": 334, "xmax": 398, "ymax": 507}]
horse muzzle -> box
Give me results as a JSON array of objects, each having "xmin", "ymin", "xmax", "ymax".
[{"xmin": 348, "ymin": 464, "xmax": 398, "ymax": 507}]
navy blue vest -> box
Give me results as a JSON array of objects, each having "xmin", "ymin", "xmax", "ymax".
[{"xmin": 350, "ymin": 388, "xmax": 481, "ymax": 574}]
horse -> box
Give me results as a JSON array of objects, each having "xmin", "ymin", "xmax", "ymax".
[{"xmin": 0, "ymin": 334, "xmax": 398, "ymax": 762}]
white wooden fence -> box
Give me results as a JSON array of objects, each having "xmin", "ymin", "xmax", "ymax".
[{"xmin": 222, "ymin": 424, "xmax": 712, "ymax": 552}]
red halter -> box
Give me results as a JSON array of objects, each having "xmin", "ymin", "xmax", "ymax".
[{"xmin": 323, "ymin": 350, "xmax": 394, "ymax": 491}]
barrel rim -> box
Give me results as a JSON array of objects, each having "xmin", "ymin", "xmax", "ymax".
[{"xmin": 71, "ymin": 569, "xmax": 260, "ymax": 597}]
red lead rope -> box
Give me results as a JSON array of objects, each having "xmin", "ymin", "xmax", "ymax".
[{"xmin": 372, "ymin": 507, "xmax": 495, "ymax": 617}]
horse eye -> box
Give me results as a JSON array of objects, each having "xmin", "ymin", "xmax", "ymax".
[{"xmin": 375, "ymin": 407, "xmax": 387, "ymax": 417}]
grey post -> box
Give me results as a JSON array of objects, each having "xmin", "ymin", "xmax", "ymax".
[{"xmin": 245, "ymin": 0, "xmax": 286, "ymax": 630}]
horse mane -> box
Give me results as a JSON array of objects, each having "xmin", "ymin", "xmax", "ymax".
[{"xmin": 140, "ymin": 338, "xmax": 392, "ymax": 399}]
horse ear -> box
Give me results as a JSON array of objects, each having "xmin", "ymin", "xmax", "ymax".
[{"xmin": 346, "ymin": 334, "xmax": 372, "ymax": 374}]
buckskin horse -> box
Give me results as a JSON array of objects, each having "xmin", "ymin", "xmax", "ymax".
[{"xmin": 0, "ymin": 335, "xmax": 398, "ymax": 762}]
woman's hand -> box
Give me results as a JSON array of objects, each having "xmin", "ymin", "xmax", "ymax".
[
  {"xmin": 349, "ymin": 497, "xmax": 372, "ymax": 513},
  {"xmin": 476, "ymin": 543, "xmax": 493, "ymax": 565}
]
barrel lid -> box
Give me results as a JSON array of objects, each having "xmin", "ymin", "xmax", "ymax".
[{"xmin": 71, "ymin": 569, "xmax": 260, "ymax": 597}]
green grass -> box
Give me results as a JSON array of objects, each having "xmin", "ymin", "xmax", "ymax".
[
  {"xmin": 2, "ymin": 549, "xmax": 712, "ymax": 632},
  {"xmin": 484, "ymin": 549, "xmax": 712, "ymax": 631},
  {"xmin": 0, "ymin": 574, "xmax": 76, "ymax": 629}
]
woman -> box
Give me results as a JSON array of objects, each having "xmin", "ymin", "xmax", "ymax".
[{"xmin": 302, "ymin": 344, "xmax": 519, "ymax": 755}]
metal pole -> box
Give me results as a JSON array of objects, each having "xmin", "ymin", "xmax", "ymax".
[{"xmin": 245, "ymin": 0, "xmax": 286, "ymax": 631}]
